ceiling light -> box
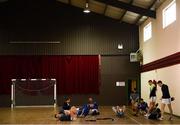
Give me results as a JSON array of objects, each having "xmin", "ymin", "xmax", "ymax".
[
  {"xmin": 118, "ymin": 43, "xmax": 123, "ymax": 50},
  {"xmin": 83, "ymin": 2, "xmax": 90, "ymax": 13}
]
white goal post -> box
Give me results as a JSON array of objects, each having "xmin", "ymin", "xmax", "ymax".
[{"xmin": 11, "ymin": 78, "xmax": 57, "ymax": 108}]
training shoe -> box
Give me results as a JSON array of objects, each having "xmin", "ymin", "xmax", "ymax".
[
  {"xmin": 158, "ymin": 117, "xmax": 164, "ymax": 121},
  {"xmin": 144, "ymin": 113, "xmax": 150, "ymax": 117}
]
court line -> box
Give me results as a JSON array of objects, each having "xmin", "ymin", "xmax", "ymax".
[
  {"xmin": 125, "ymin": 113, "xmax": 142, "ymax": 125},
  {"xmin": 125, "ymin": 108, "xmax": 143, "ymax": 125},
  {"xmin": 126, "ymin": 108, "xmax": 159, "ymax": 125}
]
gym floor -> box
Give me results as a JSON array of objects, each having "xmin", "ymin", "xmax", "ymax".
[{"xmin": 0, "ymin": 106, "xmax": 179, "ymax": 124}]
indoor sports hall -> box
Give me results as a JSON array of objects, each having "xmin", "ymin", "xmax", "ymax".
[{"xmin": 0, "ymin": 0, "xmax": 179, "ymax": 124}]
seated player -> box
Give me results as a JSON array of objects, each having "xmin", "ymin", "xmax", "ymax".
[
  {"xmin": 77, "ymin": 104, "xmax": 89, "ymax": 117},
  {"xmin": 131, "ymin": 99, "xmax": 139, "ymax": 116},
  {"xmin": 130, "ymin": 89, "xmax": 139, "ymax": 113},
  {"xmin": 88, "ymin": 97, "xmax": 100, "ymax": 115},
  {"xmin": 62, "ymin": 97, "xmax": 71, "ymax": 110},
  {"xmin": 112, "ymin": 105, "xmax": 126, "ymax": 117},
  {"xmin": 55, "ymin": 106, "xmax": 77, "ymax": 121},
  {"xmin": 77, "ymin": 97, "xmax": 99, "ymax": 117},
  {"xmin": 137, "ymin": 98, "xmax": 148, "ymax": 115},
  {"xmin": 59, "ymin": 97, "xmax": 71, "ymax": 114},
  {"xmin": 148, "ymin": 103, "xmax": 161, "ymax": 120}
]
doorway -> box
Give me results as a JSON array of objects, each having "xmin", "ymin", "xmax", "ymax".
[{"xmin": 127, "ymin": 79, "xmax": 139, "ymax": 105}]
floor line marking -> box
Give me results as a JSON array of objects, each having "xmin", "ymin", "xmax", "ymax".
[{"xmin": 126, "ymin": 108, "xmax": 143, "ymax": 125}]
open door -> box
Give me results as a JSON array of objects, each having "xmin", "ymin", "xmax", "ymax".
[{"xmin": 127, "ymin": 79, "xmax": 139, "ymax": 105}]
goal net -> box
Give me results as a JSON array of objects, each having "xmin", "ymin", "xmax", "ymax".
[{"xmin": 11, "ymin": 79, "xmax": 57, "ymax": 108}]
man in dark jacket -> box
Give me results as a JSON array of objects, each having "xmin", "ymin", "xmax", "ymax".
[
  {"xmin": 62, "ymin": 97, "xmax": 71, "ymax": 110},
  {"xmin": 59, "ymin": 97, "xmax": 71, "ymax": 114}
]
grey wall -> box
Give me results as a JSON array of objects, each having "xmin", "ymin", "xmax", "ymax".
[{"xmin": 0, "ymin": 1, "xmax": 140, "ymax": 107}]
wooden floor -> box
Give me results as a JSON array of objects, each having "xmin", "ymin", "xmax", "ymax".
[{"xmin": 0, "ymin": 106, "xmax": 180, "ymax": 124}]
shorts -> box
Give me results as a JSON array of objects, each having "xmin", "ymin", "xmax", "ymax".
[
  {"xmin": 150, "ymin": 96, "xmax": 156, "ymax": 102},
  {"xmin": 162, "ymin": 98, "xmax": 171, "ymax": 104},
  {"xmin": 117, "ymin": 112, "xmax": 124, "ymax": 117}
]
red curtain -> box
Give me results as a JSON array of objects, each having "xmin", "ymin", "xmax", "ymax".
[{"xmin": 0, "ymin": 55, "xmax": 100, "ymax": 95}]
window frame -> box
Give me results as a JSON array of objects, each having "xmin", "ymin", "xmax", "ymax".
[
  {"xmin": 143, "ymin": 22, "xmax": 152, "ymax": 42},
  {"xmin": 163, "ymin": 0, "xmax": 176, "ymax": 29}
]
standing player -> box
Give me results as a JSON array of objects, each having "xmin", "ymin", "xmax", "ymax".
[
  {"xmin": 157, "ymin": 80, "xmax": 173, "ymax": 120},
  {"xmin": 145, "ymin": 80, "xmax": 157, "ymax": 117}
]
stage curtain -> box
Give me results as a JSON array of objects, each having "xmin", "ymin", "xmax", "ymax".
[{"xmin": 0, "ymin": 55, "xmax": 100, "ymax": 95}]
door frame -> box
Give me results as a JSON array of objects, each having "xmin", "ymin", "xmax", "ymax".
[{"xmin": 125, "ymin": 77, "xmax": 140, "ymax": 105}]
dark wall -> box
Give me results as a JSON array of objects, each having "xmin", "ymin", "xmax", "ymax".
[
  {"xmin": 57, "ymin": 56, "xmax": 139, "ymax": 106},
  {"xmin": 0, "ymin": 0, "xmax": 138, "ymax": 55},
  {"xmin": 0, "ymin": 0, "xmax": 140, "ymax": 106}
]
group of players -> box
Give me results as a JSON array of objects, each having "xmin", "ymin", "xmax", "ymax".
[
  {"xmin": 55, "ymin": 97, "xmax": 99, "ymax": 121},
  {"xmin": 130, "ymin": 80, "xmax": 174, "ymax": 120},
  {"xmin": 55, "ymin": 80, "xmax": 174, "ymax": 121}
]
